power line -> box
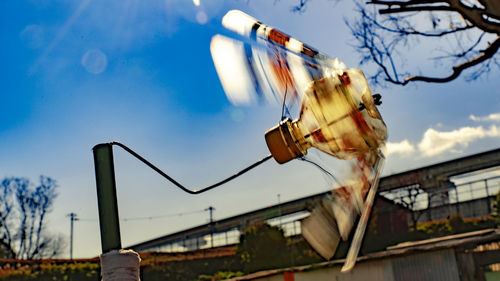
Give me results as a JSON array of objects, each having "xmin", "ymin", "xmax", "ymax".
[
  {"xmin": 76, "ymin": 209, "xmax": 206, "ymax": 222},
  {"xmin": 121, "ymin": 209, "xmax": 206, "ymax": 222}
]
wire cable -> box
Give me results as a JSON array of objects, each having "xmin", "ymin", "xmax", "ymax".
[
  {"xmin": 299, "ymin": 156, "xmax": 342, "ymax": 187},
  {"xmin": 121, "ymin": 209, "xmax": 206, "ymax": 222},
  {"xmin": 110, "ymin": 142, "xmax": 273, "ymax": 195},
  {"xmin": 76, "ymin": 209, "xmax": 208, "ymax": 222}
]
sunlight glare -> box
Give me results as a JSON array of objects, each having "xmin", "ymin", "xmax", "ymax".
[
  {"xmin": 222, "ymin": 10, "xmax": 257, "ymax": 37},
  {"xmin": 210, "ymin": 35, "xmax": 254, "ymax": 104}
]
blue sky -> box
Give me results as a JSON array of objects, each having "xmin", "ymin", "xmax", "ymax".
[{"xmin": 1, "ymin": 0, "xmax": 499, "ymax": 258}]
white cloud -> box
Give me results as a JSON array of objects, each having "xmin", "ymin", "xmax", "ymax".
[
  {"xmin": 469, "ymin": 113, "xmax": 500, "ymax": 122},
  {"xmin": 386, "ymin": 140, "xmax": 415, "ymax": 156},
  {"xmin": 418, "ymin": 125, "xmax": 500, "ymax": 157}
]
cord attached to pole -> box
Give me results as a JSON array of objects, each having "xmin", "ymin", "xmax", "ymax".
[{"xmin": 109, "ymin": 142, "xmax": 273, "ymax": 194}]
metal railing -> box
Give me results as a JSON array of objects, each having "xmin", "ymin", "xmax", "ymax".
[
  {"xmin": 140, "ymin": 175, "xmax": 500, "ymax": 253},
  {"xmin": 381, "ymin": 175, "xmax": 500, "ymax": 211},
  {"xmin": 140, "ymin": 212, "xmax": 310, "ymax": 253}
]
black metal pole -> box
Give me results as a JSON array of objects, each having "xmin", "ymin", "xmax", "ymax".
[
  {"xmin": 91, "ymin": 141, "xmax": 270, "ymax": 253},
  {"xmin": 93, "ymin": 143, "xmax": 122, "ymax": 253}
]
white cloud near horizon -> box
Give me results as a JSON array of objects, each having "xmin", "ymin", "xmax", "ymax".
[
  {"xmin": 385, "ymin": 140, "xmax": 415, "ymax": 156},
  {"xmin": 386, "ymin": 124, "xmax": 500, "ymax": 158},
  {"xmin": 418, "ymin": 125, "xmax": 500, "ymax": 157},
  {"xmin": 469, "ymin": 113, "xmax": 500, "ymax": 122}
]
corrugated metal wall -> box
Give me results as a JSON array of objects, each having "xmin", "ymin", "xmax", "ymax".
[
  {"xmin": 236, "ymin": 249, "xmax": 463, "ymax": 281},
  {"xmin": 391, "ymin": 249, "xmax": 460, "ymax": 281},
  {"xmin": 293, "ymin": 259, "xmax": 393, "ymax": 281}
]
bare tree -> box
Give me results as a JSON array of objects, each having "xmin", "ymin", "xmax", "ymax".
[
  {"xmin": 380, "ymin": 184, "xmax": 425, "ymax": 228},
  {"xmin": 0, "ymin": 177, "xmax": 19, "ymax": 258},
  {"xmin": 293, "ymin": 0, "xmax": 500, "ymax": 85},
  {"xmin": 0, "ymin": 176, "xmax": 63, "ymax": 259}
]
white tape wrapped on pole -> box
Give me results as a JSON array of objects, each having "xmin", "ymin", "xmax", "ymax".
[{"xmin": 100, "ymin": 249, "xmax": 141, "ymax": 281}]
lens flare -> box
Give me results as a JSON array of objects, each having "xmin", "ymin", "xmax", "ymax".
[{"xmin": 81, "ymin": 49, "xmax": 108, "ymax": 74}]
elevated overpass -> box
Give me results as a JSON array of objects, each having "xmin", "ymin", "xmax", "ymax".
[{"xmin": 129, "ymin": 148, "xmax": 500, "ymax": 252}]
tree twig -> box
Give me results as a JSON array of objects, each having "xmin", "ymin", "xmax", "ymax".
[
  {"xmin": 369, "ymin": 0, "xmax": 447, "ymax": 5},
  {"xmin": 402, "ymin": 36, "xmax": 500, "ymax": 84},
  {"xmin": 362, "ymin": 10, "xmax": 474, "ymax": 37},
  {"xmin": 379, "ymin": 6, "xmax": 455, "ymax": 14}
]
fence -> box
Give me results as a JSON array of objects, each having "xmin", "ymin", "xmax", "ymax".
[
  {"xmin": 141, "ymin": 175, "xmax": 500, "ymax": 253},
  {"xmin": 380, "ymin": 175, "xmax": 500, "ymax": 222},
  {"xmin": 139, "ymin": 211, "xmax": 310, "ymax": 253}
]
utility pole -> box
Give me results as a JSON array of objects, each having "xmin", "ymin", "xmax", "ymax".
[
  {"xmin": 67, "ymin": 213, "xmax": 78, "ymax": 259},
  {"xmin": 278, "ymin": 194, "xmax": 282, "ymax": 228},
  {"xmin": 205, "ymin": 206, "xmax": 215, "ymax": 248}
]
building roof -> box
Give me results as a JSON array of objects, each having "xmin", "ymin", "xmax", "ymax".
[{"xmin": 229, "ymin": 229, "xmax": 500, "ymax": 280}]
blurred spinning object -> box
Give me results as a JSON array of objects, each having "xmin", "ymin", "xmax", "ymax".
[{"xmin": 210, "ymin": 10, "xmax": 387, "ymax": 272}]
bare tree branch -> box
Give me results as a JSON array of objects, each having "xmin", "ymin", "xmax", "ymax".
[
  {"xmin": 479, "ymin": 0, "xmax": 500, "ymax": 21},
  {"xmin": 449, "ymin": 0, "xmax": 500, "ymax": 34},
  {"xmin": 295, "ymin": 0, "xmax": 500, "ymax": 85},
  {"xmin": 15, "ymin": 180, "xmax": 30, "ymax": 258},
  {"xmin": 291, "ymin": 0, "xmax": 311, "ymax": 13},
  {"xmin": 0, "ymin": 176, "xmax": 60, "ymax": 259},
  {"xmin": 371, "ymin": 0, "xmax": 500, "ymax": 34},
  {"xmin": 403, "ymin": 36, "xmax": 500, "ymax": 83},
  {"xmin": 379, "ymin": 6, "xmax": 455, "ymax": 14},
  {"xmin": 451, "ymin": 32, "xmax": 485, "ymax": 58},
  {"xmin": 369, "ymin": 0, "xmax": 448, "ymax": 5},
  {"xmin": 362, "ymin": 10, "xmax": 474, "ymax": 36},
  {"xmin": 0, "ymin": 179, "xmax": 15, "ymax": 253},
  {"xmin": 350, "ymin": 0, "xmax": 500, "ymax": 85},
  {"xmin": 33, "ymin": 176, "xmax": 57, "ymax": 258}
]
